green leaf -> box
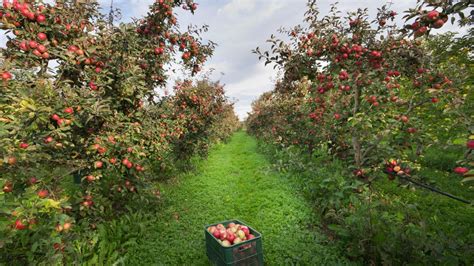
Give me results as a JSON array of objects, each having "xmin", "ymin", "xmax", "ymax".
[{"xmin": 461, "ymin": 176, "xmax": 474, "ymax": 183}]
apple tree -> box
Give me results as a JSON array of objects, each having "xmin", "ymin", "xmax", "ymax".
[
  {"xmin": 0, "ymin": 0, "xmax": 236, "ymax": 262},
  {"xmin": 250, "ymin": 1, "xmax": 464, "ymax": 180}
]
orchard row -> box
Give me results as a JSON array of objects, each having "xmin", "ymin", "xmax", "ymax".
[
  {"xmin": 248, "ymin": 0, "xmax": 473, "ymax": 184},
  {"xmin": 0, "ymin": 0, "xmax": 238, "ymax": 263}
]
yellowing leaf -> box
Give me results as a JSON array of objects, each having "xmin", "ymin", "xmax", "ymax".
[{"xmin": 44, "ymin": 199, "xmax": 62, "ymax": 209}]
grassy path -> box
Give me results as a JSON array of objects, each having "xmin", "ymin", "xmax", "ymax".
[{"xmin": 127, "ymin": 131, "xmax": 345, "ymax": 265}]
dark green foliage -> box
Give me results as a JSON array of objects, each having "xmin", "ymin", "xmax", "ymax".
[{"xmin": 259, "ymin": 140, "xmax": 474, "ymax": 264}]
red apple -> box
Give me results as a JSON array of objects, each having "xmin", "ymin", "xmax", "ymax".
[
  {"xmin": 29, "ymin": 177, "xmax": 38, "ymax": 184},
  {"xmin": 2, "ymin": 71, "xmax": 12, "ymax": 80},
  {"xmin": 63, "ymin": 222, "xmax": 72, "ymax": 231},
  {"xmin": 19, "ymin": 142, "xmax": 29, "ymax": 149},
  {"xmin": 95, "ymin": 161, "xmax": 103, "ymax": 168},
  {"xmin": 37, "ymin": 189, "xmax": 49, "ymax": 198},
  {"xmin": 467, "ymin": 140, "xmax": 474, "ymax": 150},
  {"xmin": 14, "ymin": 219, "xmax": 28, "ymax": 230},
  {"xmin": 29, "ymin": 40, "xmax": 38, "ymax": 49},
  {"xmin": 432, "ymin": 19, "xmax": 444, "ymax": 29},
  {"xmin": 56, "ymin": 118, "xmax": 64, "ymax": 126},
  {"xmin": 154, "ymin": 47, "xmax": 164, "ymax": 55},
  {"xmin": 89, "ymin": 81, "xmax": 98, "ymax": 90},
  {"xmin": 182, "ymin": 52, "xmax": 191, "ymax": 60},
  {"xmin": 53, "ymin": 243, "xmax": 62, "ymax": 250},
  {"xmin": 219, "ymin": 230, "xmax": 227, "ymax": 240},
  {"xmin": 414, "ymin": 26, "xmax": 428, "ymax": 37},
  {"xmin": 33, "ymin": 49, "xmax": 42, "ymax": 57},
  {"xmin": 36, "ymin": 44, "xmax": 47, "ymax": 54},
  {"xmin": 454, "ymin": 167, "xmax": 469, "ymax": 175},
  {"xmin": 400, "ymin": 115, "xmax": 409, "ymax": 123},
  {"xmin": 36, "ymin": 14, "xmax": 46, "ymax": 23},
  {"xmin": 37, "ymin": 32, "xmax": 47, "ymax": 41},
  {"xmin": 64, "ymin": 107, "xmax": 74, "ymax": 114},
  {"xmin": 212, "ymin": 230, "xmax": 221, "ymax": 239},
  {"xmin": 247, "ymin": 234, "xmax": 255, "ymax": 240},
  {"xmin": 226, "ymin": 231, "xmax": 235, "ymax": 243},
  {"xmin": 97, "ymin": 147, "xmax": 106, "ymax": 154},
  {"xmin": 82, "ymin": 200, "xmax": 93, "ymax": 207},
  {"xmin": 426, "ymin": 10, "xmax": 439, "ymax": 21},
  {"xmin": 207, "ymin": 226, "xmax": 217, "ymax": 234},
  {"xmin": 19, "ymin": 41, "xmax": 28, "ymax": 51},
  {"xmin": 240, "ymin": 226, "xmax": 250, "ymax": 237},
  {"xmin": 68, "ymin": 45, "xmax": 78, "ymax": 52}
]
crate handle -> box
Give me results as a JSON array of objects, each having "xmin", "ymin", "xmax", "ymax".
[{"xmin": 237, "ymin": 244, "xmax": 252, "ymax": 252}]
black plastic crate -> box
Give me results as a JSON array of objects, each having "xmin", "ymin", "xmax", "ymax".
[{"xmin": 204, "ymin": 219, "xmax": 263, "ymax": 266}]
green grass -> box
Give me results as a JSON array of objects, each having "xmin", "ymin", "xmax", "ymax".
[
  {"xmin": 257, "ymin": 140, "xmax": 474, "ymax": 263},
  {"xmin": 125, "ymin": 131, "xmax": 347, "ymax": 265}
]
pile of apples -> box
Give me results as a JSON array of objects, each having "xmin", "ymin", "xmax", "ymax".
[{"xmin": 207, "ymin": 222, "xmax": 255, "ymax": 247}]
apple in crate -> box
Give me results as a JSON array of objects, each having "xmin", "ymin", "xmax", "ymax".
[
  {"xmin": 248, "ymin": 234, "xmax": 255, "ymax": 240},
  {"xmin": 217, "ymin": 224, "xmax": 225, "ymax": 230},
  {"xmin": 207, "ymin": 226, "xmax": 217, "ymax": 234},
  {"xmin": 219, "ymin": 230, "xmax": 228, "ymax": 240},
  {"xmin": 233, "ymin": 238, "xmax": 243, "ymax": 245},
  {"xmin": 236, "ymin": 230, "xmax": 246, "ymax": 240},
  {"xmin": 222, "ymin": 240, "xmax": 232, "ymax": 247},
  {"xmin": 228, "ymin": 222, "xmax": 236, "ymax": 228},
  {"xmin": 241, "ymin": 226, "xmax": 250, "ymax": 237},
  {"xmin": 212, "ymin": 230, "xmax": 221, "ymax": 239},
  {"xmin": 226, "ymin": 231, "xmax": 236, "ymax": 243}
]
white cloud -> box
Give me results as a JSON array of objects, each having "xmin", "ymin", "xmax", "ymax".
[
  {"xmin": 218, "ymin": 0, "xmax": 257, "ymax": 15},
  {"xmin": 225, "ymin": 63, "xmax": 276, "ymax": 97}
]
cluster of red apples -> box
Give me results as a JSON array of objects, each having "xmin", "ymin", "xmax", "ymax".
[{"xmin": 207, "ymin": 223, "xmax": 256, "ymax": 247}]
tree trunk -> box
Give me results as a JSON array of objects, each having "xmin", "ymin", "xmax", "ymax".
[{"xmin": 352, "ymin": 85, "xmax": 362, "ymax": 168}]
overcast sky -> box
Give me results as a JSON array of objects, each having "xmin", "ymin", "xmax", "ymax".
[{"xmin": 1, "ymin": 0, "xmax": 465, "ymax": 119}]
